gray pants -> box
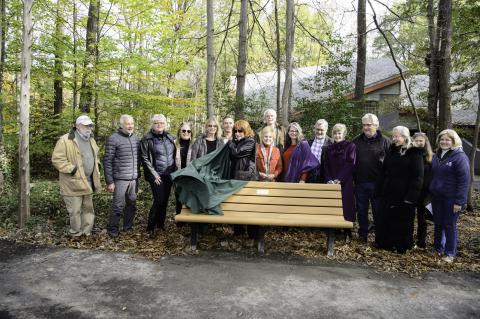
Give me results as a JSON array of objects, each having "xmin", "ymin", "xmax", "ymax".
[{"xmin": 107, "ymin": 179, "xmax": 137, "ymax": 235}]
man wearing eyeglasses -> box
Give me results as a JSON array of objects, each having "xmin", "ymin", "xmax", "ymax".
[
  {"xmin": 52, "ymin": 115, "xmax": 101, "ymax": 237},
  {"xmin": 103, "ymin": 114, "xmax": 141, "ymax": 238}
]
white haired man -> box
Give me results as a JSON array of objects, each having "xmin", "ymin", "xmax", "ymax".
[
  {"xmin": 307, "ymin": 119, "xmax": 333, "ymax": 183},
  {"xmin": 52, "ymin": 115, "xmax": 101, "ymax": 237},
  {"xmin": 104, "ymin": 114, "xmax": 141, "ymax": 237},
  {"xmin": 352, "ymin": 113, "xmax": 391, "ymax": 244}
]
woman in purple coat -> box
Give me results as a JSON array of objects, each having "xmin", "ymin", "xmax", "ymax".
[
  {"xmin": 281, "ymin": 122, "xmax": 320, "ymax": 183},
  {"xmin": 324, "ymin": 124, "xmax": 356, "ymax": 230},
  {"xmin": 430, "ymin": 129, "xmax": 470, "ymax": 263}
]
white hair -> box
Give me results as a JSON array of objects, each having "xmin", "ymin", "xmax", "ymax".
[
  {"xmin": 315, "ymin": 119, "xmax": 329, "ymax": 130},
  {"xmin": 332, "ymin": 123, "xmax": 347, "ymax": 136},
  {"xmin": 119, "ymin": 114, "xmax": 134, "ymax": 127},
  {"xmin": 362, "ymin": 113, "xmax": 379, "ymax": 127},
  {"xmin": 392, "ymin": 125, "xmax": 412, "ymax": 148},
  {"xmin": 263, "ymin": 108, "xmax": 277, "ymax": 119},
  {"xmin": 150, "ymin": 114, "xmax": 167, "ymax": 127}
]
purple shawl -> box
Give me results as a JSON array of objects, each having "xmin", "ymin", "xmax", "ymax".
[{"xmin": 284, "ymin": 140, "xmax": 320, "ymax": 182}]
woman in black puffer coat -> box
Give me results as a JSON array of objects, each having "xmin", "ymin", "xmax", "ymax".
[
  {"xmin": 228, "ymin": 120, "xmax": 257, "ymax": 237},
  {"xmin": 376, "ymin": 126, "xmax": 424, "ymax": 253}
]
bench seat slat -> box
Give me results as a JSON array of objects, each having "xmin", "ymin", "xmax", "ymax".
[
  {"xmin": 244, "ymin": 181, "xmax": 341, "ymax": 191},
  {"xmin": 176, "ymin": 210, "xmax": 353, "ymax": 228},
  {"xmin": 183, "ymin": 204, "xmax": 344, "ymax": 216},
  {"xmin": 234, "ymin": 188, "xmax": 342, "ymax": 199},
  {"xmin": 224, "ymin": 195, "xmax": 342, "ymax": 207}
]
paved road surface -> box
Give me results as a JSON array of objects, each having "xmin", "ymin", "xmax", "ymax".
[{"xmin": 0, "ymin": 240, "xmax": 479, "ymax": 319}]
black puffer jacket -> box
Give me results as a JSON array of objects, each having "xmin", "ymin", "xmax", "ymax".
[
  {"xmin": 140, "ymin": 130, "xmax": 176, "ymax": 182},
  {"xmin": 379, "ymin": 145, "xmax": 424, "ymax": 206},
  {"xmin": 229, "ymin": 137, "xmax": 256, "ymax": 181},
  {"xmin": 353, "ymin": 130, "xmax": 391, "ymax": 184},
  {"xmin": 103, "ymin": 129, "xmax": 140, "ymax": 185}
]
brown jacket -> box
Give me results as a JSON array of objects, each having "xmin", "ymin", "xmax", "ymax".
[{"xmin": 51, "ymin": 129, "xmax": 101, "ymax": 196}]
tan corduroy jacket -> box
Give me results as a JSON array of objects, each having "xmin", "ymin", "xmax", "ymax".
[{"xmin": 51, "ymin": 129, "xmax": 101, "ymax": 196}]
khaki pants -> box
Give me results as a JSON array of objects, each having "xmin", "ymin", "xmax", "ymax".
[{"xmin": 63, "ymin": 194, "xmax": 95, "ymax": 235}]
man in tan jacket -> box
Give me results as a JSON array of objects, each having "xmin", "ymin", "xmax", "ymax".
[{"xmin": 52, "ymin": 115, "xmax": 101, "ymax": 236}]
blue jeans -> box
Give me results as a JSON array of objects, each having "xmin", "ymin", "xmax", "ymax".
[
  {"xmin": 355, "ymin": 182, "xmax": 380, "ymax": 239},
  {"xmin": 432, "ymin": 198, "xmax": 459, "ymax": 257}
]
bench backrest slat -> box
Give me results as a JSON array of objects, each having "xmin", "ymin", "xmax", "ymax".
[{"xmin": 224, "ymin": 195, "xmax": 342, "ymax": 207}]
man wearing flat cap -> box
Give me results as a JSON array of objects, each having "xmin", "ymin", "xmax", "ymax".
[{"xmin": 52, "ymin": 115, "xmax": 101, "ymax": 237}]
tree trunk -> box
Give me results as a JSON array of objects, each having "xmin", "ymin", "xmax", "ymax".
[
  {"xmin": 79, "ymin": 0, "xmax": 100, "ymax": 113},
  {"xmin": 53, "ymin": 0, "xmax": 64, "ymax": 115},
  {"xmin": 234, "ymin": 0, "xmax": 248, "ymax": 120},
  {"xmin": 437, "ymin": 0, "xmax": 452, "ymax": 131},
  {"xmin": 72, "ymin": 0, "xmax": 78, "ymax": 110},
  {"xmin": 274, "ymin": 0, "xmax": 281, "ymax": 114},
  {"xmin": 19, "ymin": 0, "xmax": 33, "ymax": 227},
  {"xmin": 206, "ymin": 0, "xmax": 214, "ymax": 119},
  {"xmin": 427, "ymin": 0, "xmax": 439, "ymax": 140},
  {"xmin": 0, "ymin": 0, "xmax": 6, "ymax": 191},
  {"xmin": 281, "ymin": 0, "xmax": 294, "ymax": 127},
  {"xmin": 467, "ymin": 73, "xmax": 480, "ymax": 210},
  {"xmin": 354, "ymin": 0, "xmax": 367, "ymax": 106}
]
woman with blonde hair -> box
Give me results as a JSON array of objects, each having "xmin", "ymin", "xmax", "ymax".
[
  {"xmin": 140, "ymin": 114, "xmax": 177, "ymax": 237},
  {"xmin": 429, "ymin": 129, "xmax": 470, "ymax": 262},
  {"xmin": 323, "ymin": 124, "xmax": 356, "ymax": 226},
  {"xmin": 376, "ymin": 126, "xmax": 424, "ymax": 253},
  {"xmin": 191, "ymin": 118, "xmax": 224, "ymax": 159},
  {"xmin": 412, "ymin": 132, "xmax": 434, "ymax": 248},
  {"xmin": 256, "ymin": 126, "xmax": 282, "ymax": 182}
]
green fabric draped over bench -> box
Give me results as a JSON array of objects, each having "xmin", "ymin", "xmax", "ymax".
[{"xmin": 171, "ymin": 144, "xmax": 248, "ymax": 215}]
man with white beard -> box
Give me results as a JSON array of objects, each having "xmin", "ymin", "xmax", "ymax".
[{"xmin": 52, "ymin": 115, "xmax": 101, "ymax": 237}]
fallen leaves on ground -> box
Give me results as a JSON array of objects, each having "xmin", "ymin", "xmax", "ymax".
[{"xmin": 1, "ymin": 196, "xmax": 479, "ymax": 278}]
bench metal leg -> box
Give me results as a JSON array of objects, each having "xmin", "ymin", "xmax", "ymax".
[
  {"xmin": 190, "ymin": 223, "xmax": 198, "ymax": 251},
  {"xmin": 327, "ymin": 229, "xmax": 335, "ymax": 257},
  {"xmin": 257, "ymin": 227, "xmax": 265, "ymax": 255}
]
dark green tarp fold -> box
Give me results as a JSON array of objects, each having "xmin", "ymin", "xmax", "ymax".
[{"xmin": 171, "ymin": 144, "xmax": 248, "ymax": 215}]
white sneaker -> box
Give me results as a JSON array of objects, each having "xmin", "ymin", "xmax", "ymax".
[{"xmin": 442, "ymin": 256, "xmax": 454, "ymax": 263}]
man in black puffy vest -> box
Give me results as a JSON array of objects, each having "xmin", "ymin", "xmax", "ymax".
[{"xmin": 104, "ymin": 114, "xmax": 141, "ymax": 237}]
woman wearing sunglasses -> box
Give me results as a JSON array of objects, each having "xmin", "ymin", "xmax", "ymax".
[
  {"xmin": 174, "ymin": 122, "xmax": 194, "ymax": 218},
  {"xmin": 191, "ymin": 118, "xmax": 225, "ymax": 160},
  {"xmin": 228, "ymin": 120, "xmax": 257, "ymax": 237}
]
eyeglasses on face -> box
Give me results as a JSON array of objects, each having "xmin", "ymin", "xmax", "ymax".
[
  {"xmin": 207, "ymin": 124, "xmax": 217, "ymax": 128},
  {"xmin": 181, "ymin": 129, "xmax": 191, "ymax": 133},
  {"xmin": 289, "ymin": 130, "xmax": 298, "ymax": 133},
  {"xmin": 234, "ymin": 129, "xmax": 244, "ymax": 133}
]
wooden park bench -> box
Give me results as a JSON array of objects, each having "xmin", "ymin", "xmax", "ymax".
[{"xmin": 175, "ymin": 181, "xmax": 353, "ymax": 256}]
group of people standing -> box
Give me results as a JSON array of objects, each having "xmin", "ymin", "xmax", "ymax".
[{"xmin": 51, "ymin": 110, "xmax": 470, "ymax": 263}]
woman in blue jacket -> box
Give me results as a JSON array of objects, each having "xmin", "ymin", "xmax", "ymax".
[{"xmin": 429, "ymin": 129, "xmax": 470, "ymax": 263}]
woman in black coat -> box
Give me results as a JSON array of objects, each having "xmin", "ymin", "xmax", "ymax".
[
  {"xmin": 376, "ymin": 126, "xmax": 424, "ymax": 253},
  {"xmin": 412, "ymin": 132, "xmax": 433, "ymax": 248},
  {"xmin": 228, "ymin": 120, "xmax": 257, "ymax": 237},
  {"xmin": 229, "ymin": 120, "xmax": 256, "ymax": 181}
]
